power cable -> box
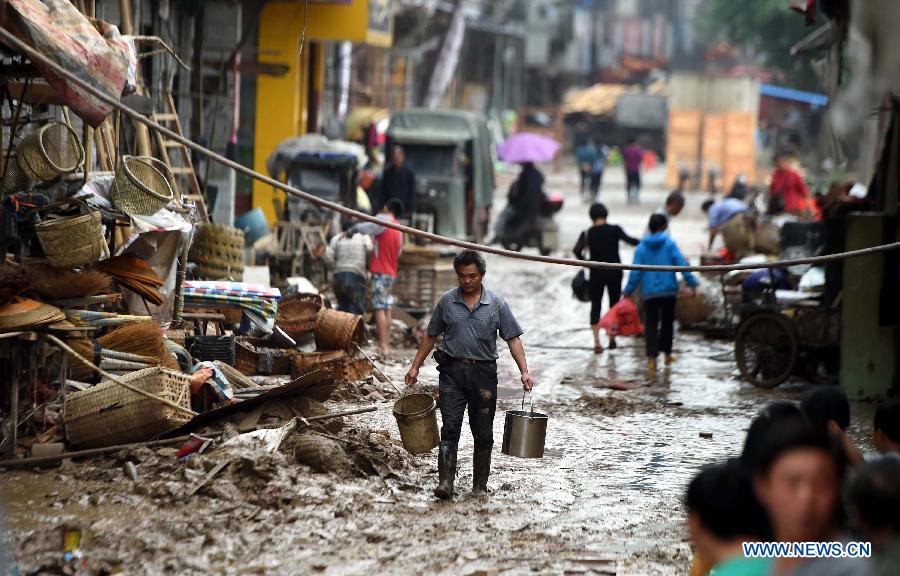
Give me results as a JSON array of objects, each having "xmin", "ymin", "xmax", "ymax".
[{"xmin": 1, "ymin": 25, "xmax": 898, "ymax": 273}]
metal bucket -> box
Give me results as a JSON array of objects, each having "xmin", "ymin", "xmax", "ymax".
[
  {"xmin": 392, "ymin": 393, "xmax": 440, "ymax": 454},
  {"xmin": 502, "ymin": 393, "xmax": 548, "ymax": 458}
]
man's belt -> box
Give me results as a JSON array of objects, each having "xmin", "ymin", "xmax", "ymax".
[
  {"xmin": 434, "ymin": 349, "xmax": 494, "ymax": 365},
  {"xmin": 451, "ymin": 356, "xmax": 495, "ymax": 364}
]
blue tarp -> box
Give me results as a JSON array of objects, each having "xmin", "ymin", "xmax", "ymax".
[{"xmin": 760, "ymin": 84, "xmax": 828, "ymax": 107}]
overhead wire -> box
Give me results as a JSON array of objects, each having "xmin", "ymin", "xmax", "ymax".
[{"xmin": 1, "ymin": 25, "xmax": 898, "ymax": 273}]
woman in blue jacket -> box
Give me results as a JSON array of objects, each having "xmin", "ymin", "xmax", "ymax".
[{"xmin": 624, "ymin": 214, "xmax": 698, "ymax": 378}]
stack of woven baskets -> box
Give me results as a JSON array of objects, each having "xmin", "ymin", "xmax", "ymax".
[
  {"xmin": 275, "ymin": 292, "xmax": 365, "ymax": 352},
  {"xmin": 189, "ymin": 223, "xmax": 245, "ymax": 281},
  {"xmin": 228, "ymin": 290, "xmax": 370, "ymax": 385},
  {"xmin": 0, "ymin": 297, "xmax": 65, "ymax": 330}
]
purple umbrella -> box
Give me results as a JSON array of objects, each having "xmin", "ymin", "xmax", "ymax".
[{"xmin": 498, "ymin": 133, "xmax": 560, "ymax": 164}]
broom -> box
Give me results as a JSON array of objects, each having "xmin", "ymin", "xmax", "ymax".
[
  {"xmin": 69, "ymin": 322, "xmax": 181, "ymax": 380},
  {"xmin": 24, "ymin": 265, "xmax": 112, "ymax": 300}
]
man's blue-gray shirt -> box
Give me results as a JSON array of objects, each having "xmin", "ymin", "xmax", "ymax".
[{"xmin": 426, "ymin": 287, "xmax": 524, "ymax": 361}]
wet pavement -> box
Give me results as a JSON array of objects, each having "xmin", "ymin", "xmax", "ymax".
[{"xmin": 0, "ymin": 165, "xmax": 878, "ymax": 575}]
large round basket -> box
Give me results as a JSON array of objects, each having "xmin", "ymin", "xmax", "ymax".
[
  {"xmin": 16, "ymin": 121, "xmax": 84, "ymax": 183},
  {"xmin": 111, "ymin": 155, "xmax": 174, "ymax": 215},
  {"xmin": 314, "ymin": 307, "xmax": 364, "ymax": 351},
  {"xmin": 35, "ymin": 210, "xmax": 108, "ymax": 268},
  {"xmin": 189, "ymin": 223, "xmax": 245, "ymax": 281},
  {"xmin": 276, "ymin": 293, "xmax": 323, "ymax": 339}
]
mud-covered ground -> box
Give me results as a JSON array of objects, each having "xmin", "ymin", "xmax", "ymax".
[{"xmin": 1, "ymin": 166, "xmax": 877, "ymax": 575}]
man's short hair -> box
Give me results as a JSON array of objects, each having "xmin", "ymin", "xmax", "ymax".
[
  {"xmin": 741, "ymin": 401, "xmax": 805, "ymax": 471},
  {"xmin": 801, "ymin": 386, "xmax": 851, "ymax": 431},
  {"xmin": 701, "ymin": 199, "xmax": 715, "ymax": 213},
  {"xmin": 648, "ymin": 213, "xmax": 668, "ymax": 234},
  {"xmin": 752, "ymin": 420, "xmax": 846, "ymax": 478},
  {"xmin": 685, "ymin": 459, "xmax": 769, "ymax": 540},
  {"xmin": 874, "ymin": 397, "xmax": 900, "ymax": 443},
  {"xmin": 589, "ymin": 203, "xmax": 608, "ymax": 220},
  {"xmin": 847, "ymin": 457, "xmax": 900, "ymax": 532},
  {"xmin": 385, "ymin": 199, "xmax": 405, "ymax": 216},
  {"xmin": 453, "ymin": 250, "xmax": 487, "ymax": 275},
  {"xmin": 665, "ymin": 191, "xmax": 685, "ymax": 208}
]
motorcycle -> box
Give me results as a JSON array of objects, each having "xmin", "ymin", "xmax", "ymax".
[{"xmin": 493, "ymin": 192, "xmax": 563, "ymax": 256}]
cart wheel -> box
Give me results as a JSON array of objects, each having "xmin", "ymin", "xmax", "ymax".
[
  {"xmin": 734, "ymin": 312, "xmax": 798, "ymax": 388},
  {"xmin": 539, "ymin": 246, "xmax": 552, "ymax": 256}
]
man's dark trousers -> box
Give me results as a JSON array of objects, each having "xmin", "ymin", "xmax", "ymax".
[{"xmin": 437, "ymin": 360, "xmax": 498, "ymax": 451}]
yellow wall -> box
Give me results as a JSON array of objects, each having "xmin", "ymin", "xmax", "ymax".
[{"xmin": 253, "ymin": 1, "xmax": 395, "ymax": 225}]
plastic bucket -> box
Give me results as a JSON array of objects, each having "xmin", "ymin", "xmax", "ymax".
[
  {"xmin": 392, "ymin": 393, "xmax": 440, "ymax": 454},
  {"xmin": 501, "ymin": 393, "xmax": 548, "ymax": 458}
]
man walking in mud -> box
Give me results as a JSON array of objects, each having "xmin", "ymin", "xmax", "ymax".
[{"xmin": 405, "ymin": 250, "xmax": 534, "ymax": 499}]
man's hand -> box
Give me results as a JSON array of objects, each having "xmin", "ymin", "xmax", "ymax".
[
  {"xmin": 405, "ymin": 366, "xmax": 419, "ymax": 387},
  {"xmin": 521, "ymin": 372, "xmax": 534, "ymax": 391}
]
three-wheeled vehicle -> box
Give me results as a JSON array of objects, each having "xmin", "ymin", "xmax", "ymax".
[
  {"xmin": 267, "ymin": 134, "xmax": 371, "ymax": 229},
  {"xmin": 385, "ymin": 109, "xmax": 495, "ymax": 243},
  {"xmin": 265, "ymin": 135, "xmax": 371, "ymax": 286}
]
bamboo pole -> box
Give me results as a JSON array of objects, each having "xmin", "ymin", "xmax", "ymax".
[{"xmin": 119, "ymin": 0, "xmax": 151, "ymax": 156}]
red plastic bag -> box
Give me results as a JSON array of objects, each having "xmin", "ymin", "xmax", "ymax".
[{"xmin": 599, "ymin": 297, "xmax": 644, "ymax": 336}]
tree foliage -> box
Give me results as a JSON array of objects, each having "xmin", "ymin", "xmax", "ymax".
[{"xmin": 698, "ymin": 0, "xmax": 819, "ymax": 90}]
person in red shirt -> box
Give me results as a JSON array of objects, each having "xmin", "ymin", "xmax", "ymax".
[
  {"xmin": 355, "ymin": 199, "xmax": 404, "ymax": 353},
  {"xmin": 769, "ymin": 151, "xmax": 810, "ymax": 216}
]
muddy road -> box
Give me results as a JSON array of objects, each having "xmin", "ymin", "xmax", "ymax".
[{"xmin": 1, "ymin": 167, "xmax": 876, "ymax": 575}]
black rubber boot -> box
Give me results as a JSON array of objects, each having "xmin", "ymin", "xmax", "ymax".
[
  {"xmin": 471, "ymin": 444, "xmax": 492, "ymax": 497},
  {"xmin": 433, "ymin": 442, "xmax": 457, "ymax": 500}
]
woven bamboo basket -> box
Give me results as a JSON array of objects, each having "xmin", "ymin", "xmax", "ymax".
[
  {"xmin": 64, "ymin": 367, "xmax": 192, "ymax": 448},
  {"xmin": 234, "ymin": 337, "xmax": 293, "ymax": 375},
  {"xmin": 291, "ymin": 350, "xmax": 348, "ymax": 381},
  {"xmin": 675, "ymin": 291, "xmax": 712, "ymax": 328},
  {"xmin": 342, "ymin": 354, "xmax": 374, "ymax": 382},
  {"xmin": 34, "ymin": 210, "xmax": 108, "ymax": 268},
  {"xmin": 2, "ymin": 155, "xmax": 31, "ymax": 193},
  {"xmin": 315, "ymin": 307, "xmax": 365, "ymax": 351},
  {"xmin": 186, "ymin": 334, "xmax": 235, "ymax": 365},
  {"xmin": 276, "ymin": 293, "xmax": 322, "ymax": 339},
  {"xmin": 111, "ymin": 155, "xmax": 174, "ymax": 215},
  {"xmin": 165, "ymin": 326, "xmax": 190, "ymax": 347},
  {"xmin": 16, "ymin": 121, "xmax": 84, "ymax": 182},
  {"xmin": 234, "ymin": 338, "xmax": 259, "ymax": 375},
  {"xmin": 189, "ymin": 223, "xmax": 245, "ymax": 281},
  {"xmin": 143, "ymin": 156, "xmax": 178, "ymax": 199}
]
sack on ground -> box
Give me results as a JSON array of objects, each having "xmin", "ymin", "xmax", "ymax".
[
  {"xmin": 571, "ymin": 270, "xmax": 591, "ymax": 302},
  {"xmin": 599, "ymin": 297, "xmax": 644, "ymax": 336}
]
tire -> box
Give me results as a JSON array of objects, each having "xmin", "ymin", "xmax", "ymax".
[
  {"xmin": 539, "ymin": 246, "xmax": 552, "ymax": 256},
  {"xmin": 734, "ymin": 312, "xmax": 798, "ymax": 388}
]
